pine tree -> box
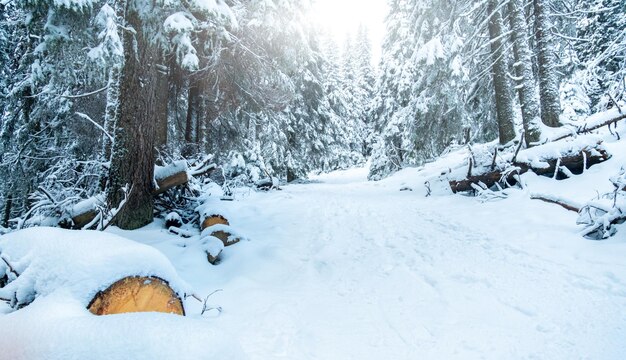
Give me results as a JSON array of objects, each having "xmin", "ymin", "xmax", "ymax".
[
  {"xmin": 487, "ymin": 0, "xmax": 516, "ymax": 144},
  {"xmin": 575, "ymin": 0, "xmax": 626, "ymax": 110},
  {"xmin": 534, "ymin": 0, "xmax": 562, "ymax": 127},
  {"xmin": 508, "ymin": 0, "xmax": 542, "ymax": 145}
]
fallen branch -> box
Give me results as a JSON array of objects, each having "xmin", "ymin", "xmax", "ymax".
[
  {"xmin": 530, "ymin": 193, "xmax": 582, "ymax": 212},
  {"xmin": 553, "ymin": 108, "xmax": 626, "ymax": 142}
]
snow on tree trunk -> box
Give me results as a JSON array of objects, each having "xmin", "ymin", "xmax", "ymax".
[
  {"xmin": 508, "ymin": 0, "xmax": 542, "ymax": 146},
  {"xmin": 106, "ymin": 7, "xmax": 158, "ymax": 230},
  {"xmin": 487, "ymin": 0, "xmax": 517, "ymax": 145},
  {"xmin": 534, "ymin": 0, "xmax": 562, "ymax": 127}
]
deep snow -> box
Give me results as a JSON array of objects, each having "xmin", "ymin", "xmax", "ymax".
[{"xmin": 1, "ymin": 135, "xmax": 626, "ymax": 359}]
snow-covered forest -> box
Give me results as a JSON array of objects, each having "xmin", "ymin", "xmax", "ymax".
[{"xmin": 1, "ymin": 0, "xmax": 626, "ymax": 358}]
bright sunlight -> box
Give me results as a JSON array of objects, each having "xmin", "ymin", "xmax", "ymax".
[{"xmin": 309, "ymin": 0, "xmax": 388, "ymax": 61}]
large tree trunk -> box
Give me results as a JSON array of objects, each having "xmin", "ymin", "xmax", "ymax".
[
  {"xmin": 106, "ymin": 7, "xmax": 158, "ymax": 230},
  {"xmin": 508, "ymin": 0, "xmax": 542, "ymax": 146},
  {"xmin": 154, "ymin": 59, "xmax": 169, "ymax": 151},
  {"xmin": 3, "ymin": 193, "xmax": 12, "ymax": 228},
  {"xmin": 487, "ymin": 0, "xmax": 517, "ymax": 145},
  {"xmin": 534, "ymin": 0, "xmax": 562, "ymax": 127},
  {"xmin": 100, "ymin": 65, "xmax": 121, "ymax": 191},
  {"xmin": 184, "ymin": 80, "xmax": 199, "ymax": 144}
]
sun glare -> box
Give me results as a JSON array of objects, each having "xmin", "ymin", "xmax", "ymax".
[{"xmin": 309, "ymin": 0, "xmax": 387, "ymax": 62}]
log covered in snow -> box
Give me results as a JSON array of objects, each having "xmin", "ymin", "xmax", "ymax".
[
  {"xmin": 449, "ymin": 139, "xmax": 611, "ymax": 193},
  {"xmin": 154, "ymin": 161, "xmax": 189, "ymax": 195},
  {"xmin": 200, "ymin": 214, "xmax": 229, "ymax": 231},
  {"xmin": 0, "ymin": 228, "xmax": 188, "ymax": 314},
  {"xmin": 201, "ymin": 224, "xmax": 243, "ymax": 246},
  {"xmin": 88, "ymin": 276, "xmax": 184, "ymax": 316}
]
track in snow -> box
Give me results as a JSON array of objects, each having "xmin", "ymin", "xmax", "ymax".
[{"xmin": 138, "ymin": 167, "xmax": 626, "ymax": 359}]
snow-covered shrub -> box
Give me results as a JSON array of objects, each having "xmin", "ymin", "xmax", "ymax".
[
  {"xmin": 368, "ymin": 136, "xmax": 402, "ymax": 181},
  {"xmin": 577, "ymin": 168, "xmax": 626, "ymax": 239}
]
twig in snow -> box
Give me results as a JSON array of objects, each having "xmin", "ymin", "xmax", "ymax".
[
  {"xmin": 511, "ymin": 133, "xmax": 525, "ymax": 163},
  {"xmin": 490, "ymin": 146, "xmax": 498, "ymax": 170},
  {"xmin": 201, "ymin": 289, "xmax": 223, "ymax": 316},
  {"xmin": 0, "ymin": 255, "xmax": 19, "ymax": 278}
]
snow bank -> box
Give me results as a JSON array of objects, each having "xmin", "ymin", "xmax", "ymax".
[
  {"xmin": 0, "ymin": 227, "xmax": 246, "ymax": 360},
  {"xmin": 196, "ymin": 200, "xmax": 236, "ymax": 221},
  {"xmin": 0, "ymin": 308, "xmax": 245, "ymax": 360}
]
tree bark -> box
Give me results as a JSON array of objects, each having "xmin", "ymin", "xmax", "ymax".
[
  {"xmin": 3, "ymin": 193, "xmax": 12, "ymax": 228},
  {"xmin": 508, "ymin": 0, "xmax": 542, "ymax": 146},
  {"xmin": 100, "ymin": 65, "xmax": 121, "ymax": 191},
  {"xmin": 106, "ymin": 8, "xmax": 158, "ymax": 230},
  {"xmin": 154, "ymin": 60, "xmax": 169, "ymax": 150},
  {"xmin": 184, "ymin": 80, "xmax": 198, "ymax": 144},
  {"xmin": 487, "ymin": 0, "xmax": 517, "ymax": 145},
  {"xmin": 534, "ymin": 0, "xmax": 562, "ymax": 127}
]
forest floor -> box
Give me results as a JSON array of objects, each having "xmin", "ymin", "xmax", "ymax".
[
  {"xmin": 121, "ymin": 135, "xmax": 626, "ymax": 359},
  {"xmin": 2, "ymin": 135, "xmax": 626, "ymax": 359}
]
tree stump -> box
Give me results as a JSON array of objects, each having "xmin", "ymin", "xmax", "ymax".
[
  {"xmin": 201, "ymin": 214, "xmax": 229, "ymax": 231},
  {"xmin": 87, "ymin": 276, "xmax": 184, "ymax": 316}
]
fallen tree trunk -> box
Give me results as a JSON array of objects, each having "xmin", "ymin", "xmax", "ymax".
[
  {"xmin": 449, "ymin": 142, "xmax": 610, "ymax": 193},
  {"xmin": 88, "ymin": 276, "xmax": 185, "ymax": 316}
]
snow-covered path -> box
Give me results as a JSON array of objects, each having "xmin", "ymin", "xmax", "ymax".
[{"xmin": 130, "ymin": 166, "xmax": 626, "ymax": 359}]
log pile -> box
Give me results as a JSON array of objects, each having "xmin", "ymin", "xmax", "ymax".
[{"xmin": 67, "ymin": 160, "xmax": 215, "ymax": 229}]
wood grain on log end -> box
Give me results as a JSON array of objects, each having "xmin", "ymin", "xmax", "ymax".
[
  {"xmin": 201, "ymin": 215, "xmax": 229, "ymax": 231},
  {"xmin": 88, "ymin": 276, "xmax": 184, "ymax": 316},
  {"xmin": 210, "ymin": 230, "xmax": 240, "ymax": 247}
]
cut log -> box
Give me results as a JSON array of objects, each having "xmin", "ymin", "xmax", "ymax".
[
  {"xmin": 200, "ymin": 214, "xmax": 229, "ymax": 231},
  {"xmin": 67, "ymin": 195, "xmax": 105, "ymax": 230},
  {"xmin": 207, "ymin": 251, "xmax": 220, "ymax": 265},
  {"xmin": 164, "ymin": 212, "xmax": 183, "ymax": 228},
  {"xmin": 154, "ymin": 171, "xmax": 188, "ymax": 195},
  {"xmin": 87, "ymin": 276, "xmax": 184, "ymax": 316},
  {"xmin": 211, "ymin": 230, "xmax": 240, "ymax": 246},
  {"xmin": 449, "ymin": 143, "xmax": 611, "ymax": 193},
  {"xmin": 201, "ymin": 224, "xmax": 242, "ymax": 246}
]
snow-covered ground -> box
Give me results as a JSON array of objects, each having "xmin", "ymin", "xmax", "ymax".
[{"xmin": 2, "ymin": 135, "xmax": 626, "ymax": 359}]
